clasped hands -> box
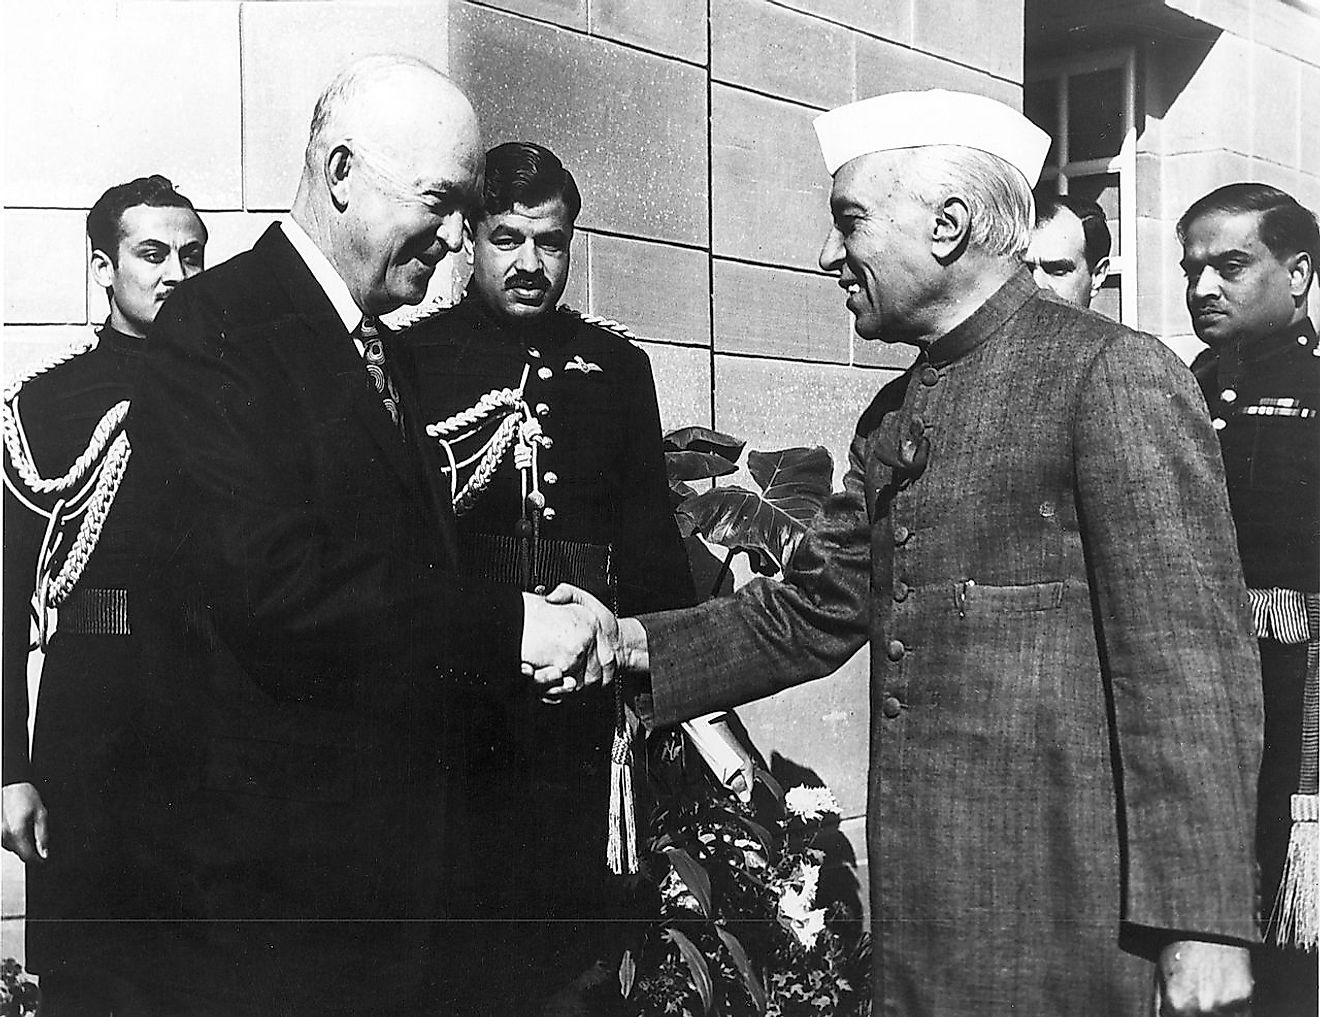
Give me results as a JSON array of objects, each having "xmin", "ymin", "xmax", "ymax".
[{"xmin": 519, "ymin": 583, "xmax": 648, "ymax": 700}]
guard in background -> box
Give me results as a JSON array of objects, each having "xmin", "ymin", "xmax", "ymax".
[
  {"xmin": 398, "ymin": 142, "xmax": 694, "ymax": 1014},
  {"xmin": 1181, "ymin": 182, "xmax": 1319, "ymax": 1015},
  {"xmin": 1, "ymin": 176, "xmax": 207, "ymax": 1014}
]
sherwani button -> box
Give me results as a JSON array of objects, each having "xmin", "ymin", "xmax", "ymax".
[
  {"xmin": 882, "ymin": 696, "xmax": 902, "ymax": 719},
  {"xmin": 920, "ymin": 366, "xmax": 939, "ymax": 387},
  {"xmin": 543, "ymin": 471, "xmax": 558, "ymax": 484},
  {"xmin": 1212, "ymin": 417, "xmax": 1227, "ymax": 431},
  {"xmin": 893, "ymin": 581, "xmax": 910, "ymax": 602},
  {"xmin": 537, "ymin": 366, "xmax": 553, "ymax": 380},
  {"xmin": 886, "ymin": 639, "xmax": 906, "ymax": 661},
  {"xmin": 894, "ymin": 525, "xmax": 911, "ymax": 545},
  {"xmin": 536, "ymin": 403, "xmax": 550, "ymax": 416}
]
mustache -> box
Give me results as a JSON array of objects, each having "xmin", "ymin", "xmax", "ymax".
[{"xmin": 506, "ymin": 272, "xmax": 549, "ymax": 290}]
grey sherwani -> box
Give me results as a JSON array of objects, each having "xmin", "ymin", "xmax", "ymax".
[{"xmin": 640, "ymin": 270, "xmax": 1262, "ymax": 1016}]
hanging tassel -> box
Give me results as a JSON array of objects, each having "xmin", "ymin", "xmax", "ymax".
[
  {"xmin": 607, "ymin": 686, "xmax": 638, "ymax": 875},
  {"xmin": 1271, "ymin": 794, "xmax": 1318, "ymax": 950},
  {"xmin": 1271, "ymin": 594, "xmax": 1319, "ymax": 950}
]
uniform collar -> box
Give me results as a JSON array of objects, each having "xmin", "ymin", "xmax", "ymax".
[
  {"xmin": 923, "ymin": 267, "xmax": 1039, "ymax": 369},
  {"xmin": 97, "ymin": 320, "xmax": 145, "ymax": 355},
  {"xmin": 1207, "ymin": 317, "xmax": 1317, "ymax": 392}
]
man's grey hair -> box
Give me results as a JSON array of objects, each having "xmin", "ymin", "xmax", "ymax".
[
  {"xmin": 901, "ymin": 145, "xmax": 1036, "ymax": 258},
  {"xmin": 303, "ymin": 53, "xmax": 443, "ymax": 174}
]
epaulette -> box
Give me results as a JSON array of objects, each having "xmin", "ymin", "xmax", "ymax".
[
  {"xmin": 386, "ymin": 292, "xmax": 455, "ymax": 332},
  {"xmin": 559, "ymin": 306, "xmax": 639, "ymax": 344}
]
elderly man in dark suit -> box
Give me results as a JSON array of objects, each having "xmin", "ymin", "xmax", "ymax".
[
  {"xmin": 125, "ymin": 55, "xmax": 613, "ymax": 1017},
  {"xmin": 554, "ymin": 89, "xmax": 1263, "ymax": 1016}
]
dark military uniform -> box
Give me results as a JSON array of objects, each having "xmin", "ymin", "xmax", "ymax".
[
  {"xmin": 2, "ymin": 324, "xmax": 147, "ymax": 1014},
  {"xmin": 398, "ymin": 295, "xmax": 694, "ymax": 1012},
  {"xmin": 1194, "ymin": 318, "xmax": 1320, "ymax": 1016}
]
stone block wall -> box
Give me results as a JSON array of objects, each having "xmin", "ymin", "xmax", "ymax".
[{"xmin": 1135, "ymin": 4, "xmax": 1320, "ymax": 359}]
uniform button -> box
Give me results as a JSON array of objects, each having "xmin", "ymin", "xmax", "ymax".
[
  {"xmin": 1038, "ymin": 501, "xmax": 1055, "ymax": 519},
  {"xmin": 543, "ymin": 471, "xmax": 558, "ymax": 485},
  {"xmin": 532, "ymin": 583, "xmax": 547, "ymax": 595},
  {"xmin": 893, "ymin": 580, "xmax": 910, "ymax": 602},
  {"xmin": 893, "ymin": 524, "xmax": 911, "ymax": 546},
  {"xmin": 881, "ymin": 696, "xmax": 902, "ymax": 719},
  {"xmin": 1300, "ymin": 336, "xmax": 1310, "ymax": 346},
  {"xmin": 920, "ymin": 366, "xmax": 939, "ymax": 387},
  {"xmin": 1212, "ymin": 417, "xmax": 1227, "ymax": 431},
  {"xmin": 542, "ymin": 506, "xmax": 556, "ymax": 521},
  {"xmin": 1220, "ymin": 388, "xmax": 1237, "ymax": 404},
  {"xmin": 537, "ymin": 366, "xmax": 553, "ymax": 380},
  {"xmin": 536, "ymin": 402, "xmax": 550, "ymax": 416},
  {"xmin": 527, "ymin": 347, "xmax": 542, "ymax": 358},
  {"xmin": 886, "ymin": 639, "xmax": 906, "ymax": 661}
]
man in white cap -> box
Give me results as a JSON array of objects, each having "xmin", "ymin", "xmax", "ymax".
[{"xmin": 553, "ymin": 89, "xmax": 1262, "ymax": 1015}]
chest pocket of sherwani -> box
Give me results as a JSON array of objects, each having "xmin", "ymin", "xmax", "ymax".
[{"xmin": 956, "ymin": 580, "xmax": 1065, "ymax": 614}]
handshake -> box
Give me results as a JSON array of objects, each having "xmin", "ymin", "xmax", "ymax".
[{"xmin": 519, "ymin": 584, "xmax": 649, "ymax": 699}]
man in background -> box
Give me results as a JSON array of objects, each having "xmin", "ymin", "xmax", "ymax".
[
  {"xmin": 1180, "ymin": 181, "xmax": 1319, "ymax": 1017},
  {"xmin": 399, "ymin": 140, "xmax": 695, "ymax": 1014},
  {"xmin": 125, "ymin": 57, "xmax": 612, "ymax": 1016},
  {"xmin": 1025, "ymin": 194, "xmax": 1111, "ymax": 309},
  {"xmin": 2, "ymin": 176, "xmax": 207, "ymax": 1015}
]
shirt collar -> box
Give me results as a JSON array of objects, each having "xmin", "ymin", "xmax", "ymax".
[{"xmin": 283, "ymin": 218, "xmax": 364, "ymax": 334}]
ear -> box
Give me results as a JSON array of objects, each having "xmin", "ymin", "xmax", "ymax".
[
  {"xmin": 1089, "ymin": 256, "xmax": 1111, "ymax": 301},
  {"xmin": 1286, "ymin": 249, "xmax": 1313, "ymax": 300},
  {"xmin": 325, "ymin": 144, "xmax": 353, "ymax": 212},
  {"xmin": 89, "ymin": 247, "xmax": 117, "ymax": 290},
  {"xmin": 931, "ymin": 196, "xmax": 971, "ymax": 262}
]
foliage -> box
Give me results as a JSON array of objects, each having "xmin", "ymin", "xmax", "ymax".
[
  {"xmin": 0, "ymin": 959, "xmax": 39, "ymax": 1017},
  {"xmin": 630, "ymin": 426, "xmax": 867, "ymax": 1015},
  {"xmin": 622, "ymin": 754, "xmax": 870, "ymax": 1017},
  {"xmin": 662, "ymin": 427, "xmax": 834, "ymax": 584}
]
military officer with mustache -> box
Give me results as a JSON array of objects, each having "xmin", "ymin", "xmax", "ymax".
[{"xmin": 397, "ymin": 141, "xmax": 693, "ymax": 1014}]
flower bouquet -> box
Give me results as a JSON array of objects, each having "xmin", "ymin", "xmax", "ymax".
[{"xmin": 621, "ymin": 752, "xmax": 870, "ymax": 1016}]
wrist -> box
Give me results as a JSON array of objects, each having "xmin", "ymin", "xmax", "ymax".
[{"xmin": 618, "ymin": 617, "xmax": 650, "ymax": 673}]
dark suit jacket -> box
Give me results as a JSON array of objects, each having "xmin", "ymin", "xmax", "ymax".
[
  {"xmin": 640, "ymin": 272, "xmax": 1262, "ymax": 1017},
  {"xmin": 126, "ymin": 224, "xmax": 524, "ymax": 1013}
]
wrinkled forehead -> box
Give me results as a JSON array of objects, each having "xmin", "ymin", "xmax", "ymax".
[{"xmin": 829, "ymin": 150, "xmax": 909, "ymax": 209}]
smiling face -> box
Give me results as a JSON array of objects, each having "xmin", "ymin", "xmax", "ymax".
[
  {"xmin": 817, "ymin": 153, "xmax": 940, "ymax": 343},
  {"xmin": 90, "ymin": 204, "xmax": 207, "ymax": 337},
  {"xmin": 470, "ymin": 197, "xmax": 574, "ymax": 324},
  {"xmin": 1180, "ymin": 209, "xmax": 1309, "ymax": 350},
  {"xmin": 341, "ymin": 130, "xmax": 483, "ymax": 315}
]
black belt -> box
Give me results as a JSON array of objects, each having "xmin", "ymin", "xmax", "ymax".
[
  {"xmin": 465, "ymin": 534, "xmax": 614, "ymax": 606},
  {"xmin": 59, "ymin": 586, "xmax": 131, "ymax": 636}
]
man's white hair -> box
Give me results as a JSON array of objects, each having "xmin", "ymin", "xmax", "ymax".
[
  {"xmin": 901, "ymin": 145, "xmax": 1036, "ymax": 258},
  {"xmin": 303, "ymin": 53, "xmax": 443, "ymax": 174}
]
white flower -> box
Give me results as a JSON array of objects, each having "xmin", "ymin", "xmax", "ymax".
[
  {"xmin": 777, "ymin": 879, "xmax": 828, "ymax": 950},
  {"xmin": 784, "ymin": 784, "xmax": 839, "ymax": 822}
]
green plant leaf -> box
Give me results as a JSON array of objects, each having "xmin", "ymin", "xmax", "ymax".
[
  {"xmin": 715, "ymin": 927, "xmax": 767, "ymax": 1013},
  {"xmin": 664, "ymin": 426, "xmax": 746, "ymax": 461},
  {"xmin": 681, "ymin": 446, "xmax": 834, "ymax": 572},
  {"xmin": 665, "ymin": 846, "xmax": 713, "ymax": 917},
  {"xmin": 664, "ymin": 927, "xmax": 714, "ymax": 1014},
  {"xmin": 618, "ymin": 947, "xmax": 636, "ymax": 998},
  {"xmin": 666, "ymin": 449, "xmax": 742, "ymax": 483}
]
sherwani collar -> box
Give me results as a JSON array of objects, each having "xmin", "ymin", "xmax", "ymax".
[{"xmin": 924, "ymin": 267, "xmax": 1039, "ymax": 369}]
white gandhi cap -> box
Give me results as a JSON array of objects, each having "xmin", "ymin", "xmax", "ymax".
[{"xmin": 813, "ymin": 89, "xmax": 1051, "ymax": 187}]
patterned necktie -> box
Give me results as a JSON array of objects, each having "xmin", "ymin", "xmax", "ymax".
[{"xmin": 357, "ymin": 315, "xmax": 404, "ymax": 433}]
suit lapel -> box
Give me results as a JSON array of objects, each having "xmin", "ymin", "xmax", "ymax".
[{"xmin": 252, "ymin": 226, "xmax": 457, "ymax": 555}]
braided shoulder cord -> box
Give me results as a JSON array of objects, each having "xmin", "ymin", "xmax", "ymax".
[
  {"xmin": 3, "ymin": 397, "xmax": 129, "ymax": 498},
  {"xmin": 425, "ymin": 388, "xmax": 522, "ymax": 438},
  {"xmin": 558, "ymin": 306, "xmax": 639, "ymax": 342},
  {"xmin": 43, "ymin": 432, "xmax": 131, "ymax": 607},
  {"xmin": 452, "ymin": 413, "xmax": 521, "ymax": 517}
]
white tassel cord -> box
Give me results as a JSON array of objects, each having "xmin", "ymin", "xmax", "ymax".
[
  {"xmin": 607, "ymin": 693, "xmax": 639, "ymax": 875},
  {"xmin": 1271, "ymin": 794, "xmax": 1318, "ymax": 951}
]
